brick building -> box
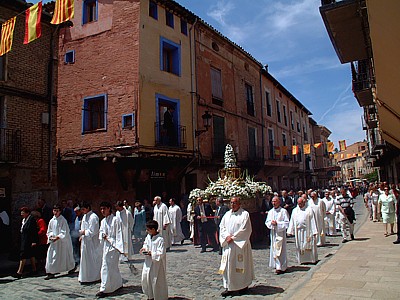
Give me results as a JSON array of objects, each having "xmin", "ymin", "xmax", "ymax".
[{"xmin": 0, "ymin": 0, "xmax": 58, "ymax": 250}]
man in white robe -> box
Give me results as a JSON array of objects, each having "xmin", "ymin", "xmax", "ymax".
[
  {"xmin": 153, "ymin": 196, "xmax": 172, "ymax": 251},
  {"xmin": 45, "ymin": 205, "xmax": 75, "ymax": 279},
  {"xmin": 168, "ymin": 198, "xmax": 185, "ymax": 245},
  {"xmin": 265, "ymin": 196, "xmax": 289, "ymax": 274},
  {"xmin": 287, "ymin": 196, "xmax": 318, "ymax": 264},
  {"xmin": 79, "ymin": 202, "xmax": 101, "ymax": 283},
  {"xmin": 96, "ymin": 202, "xmax": 123, "ymax": 298},
  {"xmin": 322, "ymin": 190, "xmax": 336, "ymax": 236},
  {"xmin": 141, "ymin": 220, "xmax": 168, "ymax": 300},
  {"xmin": 307, "ymin": 192, "xmax": 326, "ymax": 246},
  {"xmin": 115, "ymin": 201, "xmax": 134, "ymax": 260},
  {"xmin": 219, "ymin": 196, "xmax": 254, "ymax": 297}
]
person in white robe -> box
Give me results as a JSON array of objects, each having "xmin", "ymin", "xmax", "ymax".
[
  {"xmin": 96, "ymin": 202, "xmax": 123, "ymax": 298},
  {"xmin": 186, "ymin": 201, "xmax": 195, "ymax": 240},
  {"xmin": 322, "ymin": 190, "xmax": 336, "ymax": 236},
  {"xmin": 115, "ymin": 201, "xmax": 134, "ymax": 260},
  {"xmin": 287, "ymin": 196, "xmax": 318, "ymax": 264},
  {"xmin": 219, "ymin": 197, "xmax": 254, "ymax": 297},
  {"xmin": 153, "ymin": 196, "xmax": 172, "ymax": 250},
  {"xmin": 79, "ymin": 202, "xmax": 101, "ymax": 283},
  {"xmin": 44, "ymin": 205, "xmax": 75, "ymax": 279},
  {"xmin": 265, "ymin": 196, "xmax": 289, "ymax": 274},
  {"xmin": 168, "ymin": 198, "xmax": 185, "ymax": 245},
  {"xmin": 307, "ymin": 192, "xmax": 326, "ymax": 246},
  {"xmin": 140, "ymin": 220, "xmax": 168, "ymax": 300}
]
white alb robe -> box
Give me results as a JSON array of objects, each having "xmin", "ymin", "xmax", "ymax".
[
  {"xmin": 307, "ymin": 198, "xmax": 326, "ymax": 246},
  {"xmin": 219, "ymin": 208, "xmax": 255, "ymax": 291},
  {"xmin": 168, "ymin": 204, "xmax": 185, "ymax": 244},
  {"xmin": 99, "ymin": 214, "xmax": 123, "ymax": 293},
  {"xmin": 322, "ymin": 196, "xmax": 336, "ymax": 235},
  {"xmin": 187, "ymin": 202, "xmax": 195, "ymax": 239},
  {"xmin": 287, "ymin": 206, "xmax": 318, "ymax": 264},
  {"xmin": 153, "ymin": 203, "xmax": 172, "ymax": 249},
  {"xmin": 79, "ymin": 210, "xmax": 101, "ymax": 283},
  {"xmin": 141, "ymin": 234, "xmax": 168, "ymax": 300},
  {"xmin": 266, "ymin": 207, "xmax": 289, "ymax": 271},
  {"xmin": 45, "ymin": 215, "xmax": 75, "ymax": 274},
  {"xmin": 116, "ymin": 208, "xmax": 134, "ymax": 259}
]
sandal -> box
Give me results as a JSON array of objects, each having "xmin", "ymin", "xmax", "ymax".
[{"xmin": 384, "ymin": 233, "xmax": 389, "ymax": 237}]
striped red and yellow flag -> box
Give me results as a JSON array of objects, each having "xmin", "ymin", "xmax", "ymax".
[
  {"xmin": 313, "ymin": 142, "xmax": 322, "ymax": 149},
  {"xmin": 24, "ymin": 2, "xmax": 42, "ymax": 44},
  {"xmin": 339, "ymin": 140, "xmax": 347, "ymax": 152},
  {"xmin": 327, "ymin": 141, "xmax": 334, "ymax": 153},
  {"xmin": 303, "ymin": 144, "xmax": 311, "ymax": 155},
  {"xmin": 292, "ymin": 145, "xmax": 299, "ymax": 155},
  {"xmin": 51, "ymin": 0, "xmax": 75, "ymax": 25},
  {"xmin": 0, "ymin": 17, "xmax": 17, "ymax": 56}
]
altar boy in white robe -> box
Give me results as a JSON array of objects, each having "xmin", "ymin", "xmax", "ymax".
[
  {"xmin": 96, "ymin": 202, "xmax": 123, "ymax": 298},
  {"xmin": 287, "ymin": 196, "xmax": 318, "ymax": 264},
  {"xmin": 308, "ymin": 192, "xmax": 327, "ymax": 246},
  {"xmin": 140, "ymin": 220, "xmax": 168, "ymax": 300},
  {"xmin": 265, "ymin": 196, "xmax": 289, "ymax": 274},
  {"xmin": 115, "ymin": 201, "xmax": 134, "ymax": 260},
  {"xmin": 44, "ymin": 204, "xmax": 75, "ymax": 280},
  {"xmin": 219, "ymin": 196, "xmax": 255, "ymax": 297},
  {"xmin": 79, "ymin": 202, "xmax": 101, "ymax": 283}
]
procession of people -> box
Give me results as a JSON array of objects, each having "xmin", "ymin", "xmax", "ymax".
[{"xmin": 9, "ymin": 181, "xmax": 399, "ymax": 299}]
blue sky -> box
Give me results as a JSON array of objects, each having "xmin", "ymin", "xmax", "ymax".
[{"xmin": 36, "ymin": 0, "xmax": 365, "ymax": 146}]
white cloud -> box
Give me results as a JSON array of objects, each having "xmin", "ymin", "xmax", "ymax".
[{"xmin": 207, "ymin": 0, "xmax": 235, "ymax": 27}]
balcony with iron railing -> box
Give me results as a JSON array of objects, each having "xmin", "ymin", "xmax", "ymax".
[
  {"xmin": 0, "ymin": 128, "xmax": 21, "ymax": 163},
  {"xmin": 154, "ymin": 122, "xmax": 186, "ymax": 149},
  {"xmin": 351, "ymin": 60, "xmax": 374, "ymax": 106}
]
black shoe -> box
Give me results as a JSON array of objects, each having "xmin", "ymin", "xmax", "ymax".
[
  {"xmin": 12, "ymin": 273, "xmax": 22, "ymax": 279},
  {"xmin": 221, "ymin": 289, "xmax": 232, "ymax": 297},
  {"xmin": 393, "ymin": 240, "xmax": 400, "ymax": 244},
  {"xmin": 44, "ymin": 274, "xmax": 55, "ymax": 280},
  {"xmin": 351, "ymin": 234, "xmax": 354, "ymax": 240},
  {"xmin": 200, "ymin": 249, "xmax": 206, "ymax": 253},
  {"xmin": 237, "ymin": 287, "xmax": 249, "ymax": 295},
  {"xmin": 181, "ymin": 240, "xmax": 184, "ymax": 245},
  {"xmin": 275, "ymin": 270, "xmax": 284, "ymax": 275},
  {"xmin": 96, "ymin": 291, "xmax": 107, "ymax": 298},
  {"xmin": 342, "ymin": 239, "xmax": 348, "ymax": 243},
  {"xmin": 68, "ymin": 265, "xmax": 77, "ymax": 274}
]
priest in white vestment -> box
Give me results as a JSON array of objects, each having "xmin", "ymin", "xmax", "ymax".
[
  {"xmin": 168, "ymin": 198, "xmax": 185, "ymax": 245},
  {"xmin": 265, "ymin": 196, "xmax": 289, "ymax": 274},
  {"xmin": 45, "ymin": 205, "xmax": 75, "ymax": 279},
  {"xmin": 219, "ymin": 197, "xmax": 254, "ymax": 297},
  {"xmin": 141, "ymin": 220, "xmax": 168, "ymax": 300},
  {"xmin": 322, "ymin": 190, "xmax": 336, "ymax": 236},
  {"xmin": 307, "ymin": 192, "xmax": 327, "ymax": 246},
  {"xmin": 153, "ymin": 196, "xmax": 172, "ymax": 250},
  {"xmin": 287, "ymin": 196, "xmax": 318, "ymax": 264},
  {"xmin": 115, "ymin": 201, "xmax": 134, "ymax": 260},
  {"xmin": 79, "ymin": 203, "xmax": 101, "ymax": 283},
  {"xmin": 96, "ymin": 202, "xmax": 123, "ymax": 298}
]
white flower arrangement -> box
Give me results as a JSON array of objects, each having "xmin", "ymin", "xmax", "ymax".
[{"xmin": 189, "ymin": 188, "xmax": 206, "ymax": 201}]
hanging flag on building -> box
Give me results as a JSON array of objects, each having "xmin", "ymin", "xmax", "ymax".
[
  {"xmin": 303, "ymin": 144, "xmax": 311, "ymax": 155},
  {"xmin": 0, "ymin": 17, "xmax": 17, "ymax": 56},
  {"xmin": 51, "ymin": 0, "xmax": 74, "ymax": 25},
  {"xmin": 358, "ymin": 152, "xmax": 363, "ymax": 157},
  {"xmin": 346, "ymin": 153, "xmax": 351, "ymax": 158},
  {"xmin": 340, "ymin": 153, "xmax": 344, "ymax": 159},
  {"xmin": 327, "ymin": 141, "xmax": 334, "ymax": 153},
  {"xmin": 24, "ymin": 2, "xmax": 42, "ymax": 44},
  {"xmin": 339, "ymin": 140, "xmax": 347, "ymax": 152},
  {"xmin": 292, "ymin": 145, "xmax": 299, "ymax": 155},
  {"xmin": 313, "ymin": 142, "xmax": 321, "ymax": 149},
  {"xmin": 274, "ymin": 146, "xmax": 281, "ymax": 159},
  {"xmin": 334, "ymin": 153, "xmax": 339, "ymax": 160},
  {"xmin": 281, "ymin": 146, "xmax": 288, "ymax": 156}
]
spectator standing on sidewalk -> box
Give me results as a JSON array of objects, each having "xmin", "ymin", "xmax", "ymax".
[
  {"xmin": 337, "ymin": 188, "xmax": 356, "ymax": 243},
  {"xmin": 393, "ymin": 185, "xmax": 400, "ymax": 244},
  {"xmin": 378, "ymin": 187, "xmax": 396, "ymax": 237}
]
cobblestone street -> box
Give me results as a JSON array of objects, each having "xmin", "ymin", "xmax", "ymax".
[{"xmin": 0, "ymin": 196, "xmax": 366, "ymax": 300}]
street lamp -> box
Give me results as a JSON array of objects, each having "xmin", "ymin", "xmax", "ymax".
[{"xmin": 195, "ymin": 111, "xmax": 212, "ymax": 137}]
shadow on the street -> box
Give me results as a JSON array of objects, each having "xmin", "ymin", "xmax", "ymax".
[
  {"xmin": 169, "ymin": 297, "xmax": 192, "ymax": 300},
  {"xmin": 168, "ymin": 249, "xmax": 188, "ymax": 253},
  {"xmin": 0, "ymin": 278, "xmax": 14, "ymax": 284},
  {"xmin": 38, "ymin": 288, "xmax": 62, "ymax": 293},
  {"xmin": 319, "ymin": 243, "xmax": 339, "ymax": 248},
  {"xmin": 249, "ymin": 285, "xmax": 284, "ymax": 296},
  {"xmin": 61, "ymin": 293, "xmax": 85, "ymax": 298},
  {"xmin": 111, "ymin": 285, "xmax": 143, "ymax": 296},
  {"xmin": 285, "ymin": 265, "xmax": 311, "ymax": 273},
  {"xmin": 353, "ymin": 237, "xmax": 370, "ymax": 241}
]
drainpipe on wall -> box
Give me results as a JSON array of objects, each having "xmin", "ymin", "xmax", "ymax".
[
  {"xmin": 259, "ymin": 68, "xmax": 265, "ymax": 165},
  {"xmin": 189, "ymin": 18, "xmax": 198, "ymax": 158}
]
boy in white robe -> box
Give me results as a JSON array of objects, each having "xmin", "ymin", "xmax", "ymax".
[
  {"xmin": 219, "ymin": 197, "xmax": 255, "ymax": 297},
  {"xmin": 96, "ymin": 202, "xmax": 123, "ymax": 298},
  {"xmin": 115, "ymin": 201, "xmax": 134, "ymax": 260},
  {"xmin": 140, "ymin": 220, "xmax": 168, "ymax": 300},
  {"xmin": 265, "ymin": 196, "xmax": 289, "ymax": 274},
  {"xmin": 79, "ymin": 202, "xmax": 101, "ymax": 283},
  {"xmin": 287, "ymin": 196, "xmax": 318, "ymax": 264},
  {"xmin": 44, "ymin": 205, "xmax": 75, "ymax": 279}
]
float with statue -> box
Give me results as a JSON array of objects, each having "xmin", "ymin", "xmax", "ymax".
[{"xmin": 189, "ymin": 144, "xmax": 272, "ymax": 242}]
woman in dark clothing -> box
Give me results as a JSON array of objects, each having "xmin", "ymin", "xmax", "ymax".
[
  {"xmin": 13, "ymin": 207, "xmax": 38, "ymax": 279},
  {"xmin": 31, "ymin": 210, "xmax": 48, "ymax": 268}
]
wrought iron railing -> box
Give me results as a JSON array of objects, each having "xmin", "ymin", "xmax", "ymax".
[{"xmin": 154, "ymin": 122, "xmax": 186, "ymax": 148}]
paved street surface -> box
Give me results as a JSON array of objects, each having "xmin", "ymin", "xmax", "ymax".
[{"xmin": 3, "ymin": 195, "xmax": 395, "ymax": 300}]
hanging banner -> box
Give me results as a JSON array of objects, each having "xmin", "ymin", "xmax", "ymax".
[
  {"xmin": 303, "ymin": 144, "xmax": 311, "ymax": 155},
  {"xmin": 24, "ymin": 2, "xmax": 42, "ymax": 44},
  {"xmin": 274, "ymin": 146, "xmax": 281, "ymax": 159},
  {"xmin": 292, "ymin": 145, "xmax": 299, "ymax": 155},
  {"xmin": 313, "ymin": 142, "xmax": 321, "ymax": 149},
  {"xmin": 327, "ymin": 141, "xmax": 334, "ymax": 153},
  {"xmin": 339, "ymin": 140, "xmax": 347, "ymax": 152},
  {"xmin": 51, "ymin": 0, "xmax": 75, "ymax": 25},
  {"xmin": 0, "ymin": 17, "xmax": 17, "ymax": 56},
  {"xmin": 281, "ymin": 146, "xmax": 288, "ymax": 156}
]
